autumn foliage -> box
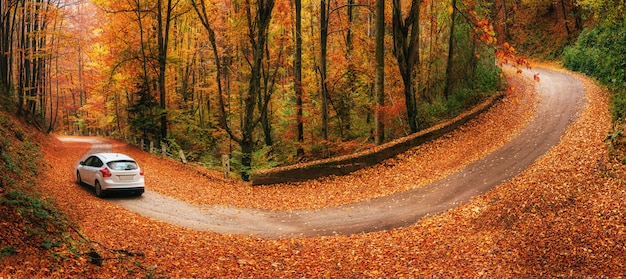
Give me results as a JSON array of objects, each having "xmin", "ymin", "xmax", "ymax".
[
  {"xmin": 2, "ymin": 0, "xmax": 626, "ymax": 276},
  {"xmin": 1, "ymin": 63, "xmax": 625, "ymax": 277},
  {"xmin": 2, "ymin": 0, "xmax": 518, "ymax": 179}
]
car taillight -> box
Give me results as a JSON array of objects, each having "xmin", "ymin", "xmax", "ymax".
[
  {"xmin": 100, "ymin": 167, "xmax": 112, "ymax": 177},
  {"xmin": 140, "ymin": 168, "xmax": 144, "ymax": 176}
]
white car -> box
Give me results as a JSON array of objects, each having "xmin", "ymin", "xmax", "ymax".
[{"xmin": 76, "ymin": 153, "xmax": 145, "ymax": 197}]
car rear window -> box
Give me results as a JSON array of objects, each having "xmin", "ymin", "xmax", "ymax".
[{"xmin": 107, "ymin": 160, "xmax": 139, "ymax": 170}]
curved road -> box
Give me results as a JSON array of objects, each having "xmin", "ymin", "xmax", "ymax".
[{"xmin": 60, "ymin": 68, "xmax": 585, "ymax": 239}]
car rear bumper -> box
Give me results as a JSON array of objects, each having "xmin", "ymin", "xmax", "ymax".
[
  {"xmin": 102, "ymin": 186, "xmax": 145, "ymax": 193},
  {"xmin": 102, "ymin": 187, "xmax": 145, "ymax": 195},
  {"xmin": 101, "ymin": 182, "xmax": 145, "ymax": 191},
  {"xmin": 101, "ymin": 178, "xmax": 144, "ymax": 191}
]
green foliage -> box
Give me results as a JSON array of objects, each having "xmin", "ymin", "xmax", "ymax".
[
  {"xmin": 610, "ymin": 92, "xmax": 626, "ymax": 122},
  {"xmin": 562, "ymin": 24, "xmax": 626, "ymax": 86},
  {"xmin": 564, "ymin": 4, "xmax": 626, "ymax": 165},
  {"xmin": 229, "ymin": 145, "xmax": 277, "ymax": 179},
  {"xmin": 563, "ymin": 19, "xmax": 626, "ymax": 120},
  {"xmin": 42, "ymin": 237, "xmax": 61, "ymax": 250},
  {"xmin": 252, "ymin": 145, "xmax": 277, "ymax": 170},
  {"xmin": 578, "ymin": 0, "xmax": 625, "ymax": 22},
  {"xmin": 0, "ymin": 110, "xmax": 80, "ymax": 263},
  {"xmin": 0, "ymin": 182, "xmax": 81, "ymax": 262},
  {"xmin": 417, "ymin": 85, "xmax": 492, "ymax": 130},
  {"xmin": 2, "ymin": 190, "xmax": 63, "ymax": 229},
  {"xmin": 127, "ymin": 83, "xmax": 162, "ymax": 140},
  {"xmin": 605, "ymin": 124, "xmax": 622, "ymax": 152},
  {"xmin": 1, "ymin": 114, "xmax": 39, "ymax": 188},
  {"xmin": 0, "ymin": 246, "xmax": 17, "ymax": 258},
  {"xmin": 167, "ymin": 111, "xmax": 221, "ymax": 163},
  {"xmin": 417, "ymin": 19, "xmax": 500, "ymax": 130},
  {"xmin": 1, "ymin": 149, "xmax": 17, "ymax": 172}
]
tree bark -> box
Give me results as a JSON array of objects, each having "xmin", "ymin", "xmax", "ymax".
[
  {"xmin": 294, "ymin": 0, "xmax": 305, "ymax": 157},
  {"xmin": 319, "ymin": 0, "xmax": 330, "ymax": 141},
  {"xmin": 443, "ymin": 0, "xmax": 457, "ymax": 100},
  {"xmin": 392, "ymin": 0, "xmax": 421, "ymax": 133},
  {"xmin": 157, "ymin": 0, "xmax": 173, "ymax": 141},
  {"xmin": 191, "ymin": 0, "xmax": 275, "ymax": 181},
  {"xmin": 374, "ymin": 0, "xmax": 385, "ymax": 145},
  {"xmin": 240, "ymin": 0, "xmax": 275, "ymax": 181},
  {"xmin": 339, "ymin": 0, "xmax": 354, "ymax": 139},
  {"xmin": 0, "ymin": 0, "xmax": 18, "ymax": 95},
  {"xmin": 560, "ymin": 0, "xmax": 570, "ymax": 36},
  {"xmin": 502, "ymin": 0, "xmax": 509, "ymax": 39}
]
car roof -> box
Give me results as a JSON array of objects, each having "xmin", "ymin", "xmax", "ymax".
[{"xmin": 90, "ymin": 153, "xmax": 136, "ymax": 162}]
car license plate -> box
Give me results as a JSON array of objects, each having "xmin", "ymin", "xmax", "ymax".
[{"xmin": 118, "ymin": 175, "xmax": 134, "ymax": 181}]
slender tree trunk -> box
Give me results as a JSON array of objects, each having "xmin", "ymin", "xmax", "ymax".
[
  {"xmin": 157, "ymin": 0, "xmax": 173, "ymax": 141},
  {"xmin": 50, "ymin": 20, "xmax": 61, "ymax": 133},
  {"xmin": 560, "ymin": 0, "xmax": 570, "ymax": 36},
  {"xmin": 423, "ymin": 0, "xmax": 434, "ymax": 103},
  {"xmin": 571, "ymin": 0, "xmax": 582, "ymax": 30},
  {"xmin": 76, "ymin": 3, "xmax": 85, "ymax": 112},
  {"xmin": 0, "ymin": 0, "xmax": 15, "ymax": 94},
  {"xmin": 190, "ymin": 0, "xmax": 225, "ymax": 130},
  {"xmin": 340, "ymin": 0, "xmax": 354, "ymax": 139},
  {"xmin": 443, "ymin": 0, "xmax": 457, "ymax": 100},
  {"xmin": 374, "ymin": 0, "xmax": 384, "ymax": 145},
  {"xmin": 258, "ymin": 57, "xmax": 273, "ymax": 147},
  {"xmin": 261, "ymin": 107, "xmax": 272, "ymax": 146},
  {"xmin": 134, "ymin": 0, "xmax": 150, "ymax": 90},
  {"xmin": 319, "ymin": 0, "xmax": 329, "ymax": 141},
  {"xmin": 294, "ymin": 0, "xmax": 304, "ymax": 157},
  {"xmin": 502, "ymin": 0, "xmax": 509, "ymax": 39}
]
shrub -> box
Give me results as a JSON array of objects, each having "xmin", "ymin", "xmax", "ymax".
[{"xmin": 563, "ymin": 20, "xmax": 626, "ymax": 120}]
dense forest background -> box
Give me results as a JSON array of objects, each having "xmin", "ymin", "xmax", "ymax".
[{"xmin": 1, "ymin": 0, "xmax": 623, "ymax": 180}]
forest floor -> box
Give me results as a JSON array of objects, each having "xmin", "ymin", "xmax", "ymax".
[
  {"xmin": 2, "ymin": 64, "xmax": 625, "ymax": 277},
  {"xmin": 57, "ymin": 66, "xmax": 580, "ymax": 239}
]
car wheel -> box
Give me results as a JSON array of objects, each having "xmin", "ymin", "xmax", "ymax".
[
  {"xmin": 95, "ymin": 181, "xmax": 105, "ymax": 198},
  {"xmin": 76, "ymin": 171, "xmax": 82, "ymax": 184},
  {"xmin": 134, "ymin": 189, "xmax": 144, "ymax": 197}
]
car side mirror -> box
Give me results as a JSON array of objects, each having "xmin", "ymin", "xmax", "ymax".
[{"xmin": 79, "ymin": 161, "xmax": 86, "ymax": 166}]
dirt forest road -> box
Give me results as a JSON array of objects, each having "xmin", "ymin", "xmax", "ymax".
[{"xmin": 59, "ymin": 67, "xmax": 585, "ymax": 239}]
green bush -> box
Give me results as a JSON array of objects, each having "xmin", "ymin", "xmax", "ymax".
[
  {"xmin": 417, "ymin": 49, "xmax": 498, "ymax": 130},
  {"xmin": 563, "ymin": 20, "xmax": 626, "ymax": 120}
]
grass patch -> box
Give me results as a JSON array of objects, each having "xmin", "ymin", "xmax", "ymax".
[{"xmin": 0, "ymin": 246, "xmax": 17, "ymax": 258}]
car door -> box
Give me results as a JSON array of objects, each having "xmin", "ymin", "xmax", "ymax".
[
  {"xmin": 80, "ymin": 156, "xmax": 98, "ymax": 186},
  {"xmin": 89, "ymin": 157, "xmax": 104, "ymax": 185}
]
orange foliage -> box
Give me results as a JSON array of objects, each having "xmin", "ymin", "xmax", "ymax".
[{"xmin": 3, "ymin": 68, "xmax": 624, "ymax": 278}]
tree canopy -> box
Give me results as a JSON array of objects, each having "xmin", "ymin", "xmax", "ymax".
[{"xmin": 1, "ymin": 0, "xmax": 519, "ymax": 180}]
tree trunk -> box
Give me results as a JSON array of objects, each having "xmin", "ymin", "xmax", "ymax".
[
  {"xmin": 241, "ymin": 0, "xmax": 274, "ymax": 180},
  {"xmin": 157, "ymin": 0, "xmax": 173, "ymax": 141},
  {"xmin": 134, "ymin": 0, "xmax": 150, "ymax": 91},
  {"xmin": 17, "ymin": 0, "xmax": 26, "ymax": 115},
  {"xmin": 240, "ymin": 136, "xmax": 254, "ymax": 181},
  {"xmin": 258, "ymin": 61, "xmax": 273, "ymax": 147},
  {"xmin": 444, "ymin": 0, "xmax": 457, "ymax": 100},
  {"xmin": 392, "ymin": 0, "xmax": 421, "ymax": 133},
  {"xmin": 0, "ymin": 0, "xmax": 18, "ymax": 95},
  {"xmin": 502, "ymin": 0, "xmax": 509, "ymax": 39},
  {"xmin": 319, "ymin": 0, "xmax": 329, "ymax": 141},
  {"xmin": 560, "ymin": 0, "xmax": 570, "ymax": 36},
  {"xmin": 339, "ymin": 0, "xmax": 354, "ymax": 139},
  {"xmin": 571, "ymin": 0, "xmax": 582, "ymax": 30},
  {"xmin": 294, "ymin": 0, "xmax": 305, "ymax": 157},
  {"xmin": 374, "ymin": 0, "xmax": 385, "ymax": 145}
]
